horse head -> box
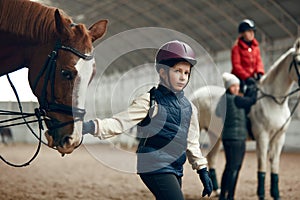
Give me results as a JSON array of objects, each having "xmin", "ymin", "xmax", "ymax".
[{"xmin": 27, "ymin": 10, "xmax": 107, "ymax": 155}]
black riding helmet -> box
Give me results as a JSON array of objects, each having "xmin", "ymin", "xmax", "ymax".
[
  {"xmin": 155, "ymin": 40, "xmax": 197, "ymax": 72},
  {"xmin": 238, "ymin": 19, "xmax": 256, "ymax": 33}
]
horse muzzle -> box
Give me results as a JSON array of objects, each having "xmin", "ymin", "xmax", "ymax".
[
  {"xmin": 44, "ymin": 118, "xmax": 83, "ymax": 155},
  {"xmin": 45, "ymin": 130, "xmax": 82, "ymax": 155}
]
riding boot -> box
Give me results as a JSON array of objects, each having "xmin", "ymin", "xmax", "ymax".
[
  {"xmin": 226, "ymin": 170, "xmax": 239, "ymax": 200},
  {"xmin": 209, "ymin": 168, "xmax": 219, "ymax": 191},
  {"xmin": 257, "ymin": 172, "xmax": 266, "ymax": 200},
  {"xmin": 218, "ymin": 196, "xmax": 227, "ymax": 200},
  {"xmin": 270, "ymin": 173, "xmax": 281, "ymax": 200},
  {"xmin": 219, "ymin": 170, "xmax": 229, "ymax": 200}
]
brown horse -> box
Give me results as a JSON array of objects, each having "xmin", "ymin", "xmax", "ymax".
[{"xmin": 0, "ymin": 0, "xmax": 107, "ymax": 155}]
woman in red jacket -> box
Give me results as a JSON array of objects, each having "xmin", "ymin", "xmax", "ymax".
[{"xmin": 231, "ymin": 19, "xmax": 265, "ymax": 93}]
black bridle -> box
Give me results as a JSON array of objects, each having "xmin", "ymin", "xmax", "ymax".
[
  {"xmin": 32, "ymin": 40, "xmax": 93, "ymax": 131},
  {"xmin": 289, "ymin": 53, "xmax": 300, "ymax": 87},
  {"xmin": 0, "ymin": 40, "xmax": 93, "ymax": 167}
]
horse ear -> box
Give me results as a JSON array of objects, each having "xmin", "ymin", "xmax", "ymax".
[
  {"xmin": 88, "ymin": 20, "xmax": 108, "ymax": 43},
  {"xmin": 54, "ymin": 9, "xmax": 72, "ymax": 37}
]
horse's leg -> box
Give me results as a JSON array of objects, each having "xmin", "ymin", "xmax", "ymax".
[
  {"xmin": 7, "ymin": 130, "xmax": 12, "ymax": 144},
  {"xmin": 268, "ymin": 133, "xmax": 285, "ymax": 200},
  {"xmin": 256, "ymin": 133, "xmax": 269, "ymax": 200},
  {"xmin": 9, "ymin": 132, "xmax": 13, "ymax": 144},
  {"xmin": 207, "ymin": 131, "xmax": 222, "ymax": 193},
  {"xmin": 1, "ymin": 133, "xmax": 7, "ymax": 145}
]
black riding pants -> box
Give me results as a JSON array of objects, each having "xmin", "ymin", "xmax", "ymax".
[
  {"xmin": 220, "ymin": 140, "xmax": 246, "ymax": 200},
  {"xmin": 140, "ymin": 173, "xmax": 184, "ymax": 200},
  {"xmin": 223, "ymin": 140, "xmax": 245, "ymax": 170}
]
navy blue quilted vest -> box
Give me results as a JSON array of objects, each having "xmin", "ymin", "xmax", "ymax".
[{"xmin": 136, "ymin": 85, "xmax": 192, "ymax": 177}]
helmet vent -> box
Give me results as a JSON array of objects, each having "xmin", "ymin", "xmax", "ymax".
[{"xmin": 183, "ymin": 44, "xmax": 187, "ymax": 53}]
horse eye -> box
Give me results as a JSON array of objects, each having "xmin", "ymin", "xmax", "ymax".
[{"xmin": 61, "ymin": 69, "xmax": 73, "ymax": 80}]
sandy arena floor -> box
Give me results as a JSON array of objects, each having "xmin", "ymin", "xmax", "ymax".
[{"xmin": 0, "ymin": 143, "xmax": 299, "ymax": 200}]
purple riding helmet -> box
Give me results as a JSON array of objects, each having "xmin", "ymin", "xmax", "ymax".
[{"xmin": 155, "ymin": 40, "xmax": 197, "ymax": 72}]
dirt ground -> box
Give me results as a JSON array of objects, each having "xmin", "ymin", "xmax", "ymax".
[{"xmin": 0, "ymin": 143, "xmax": 299, "ymax": 200}]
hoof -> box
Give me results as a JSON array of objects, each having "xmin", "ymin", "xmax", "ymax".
[
  {"xmin": 212, "ymin": 188, "xmax": 221, "ymax": 197},
  {"xmin": 215, "ymin": 188, "xmax": 221, "ymax": 197},
  {"xmin": 259, "ymin": 197, "xmax": 264, "ymax": 200},
  {"xmin": 273, "ymin": 197, "xmax": 281, "ymax": 200}
]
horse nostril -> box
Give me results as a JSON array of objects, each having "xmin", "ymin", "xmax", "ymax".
[{"xmin": 60, "ymin": 136, "xmax": 72, "ymax": 147}]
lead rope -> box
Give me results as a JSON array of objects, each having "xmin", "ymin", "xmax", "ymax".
[{"xmin": 0, "ymin": 74, "xmax": 47, "ymax": 167}]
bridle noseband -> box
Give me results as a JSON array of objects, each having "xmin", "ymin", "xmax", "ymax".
[{"xmin": 32, "ymin": 40, "xmax": 93, "ymax": 132}]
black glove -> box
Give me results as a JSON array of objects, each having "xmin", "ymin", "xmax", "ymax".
[
  {"xmin": 245, "ymin": 77, "xmax": 256, "ymax": 86},
  {"xmin": 197, "ymin": 167, "xmax": 213, "ymax": 197},
  {"xmin": 255, "ymin": 73, "xmax": 263, "ymax": 80},
  {"xmin": 82, "ymin": 120, "xmax": 95, "ymax": 135},
  {"xmin": 245, "ymin": 84, "xmax": 258, "ymax": 99}
]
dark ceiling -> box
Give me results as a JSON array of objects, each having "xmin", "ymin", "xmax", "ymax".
[{"xmin": 38, "ymin": 0, "xmax": 300, "ymax": 75}]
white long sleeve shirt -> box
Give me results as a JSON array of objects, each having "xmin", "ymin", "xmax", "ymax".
[{"xmin": 93, "ymin": 92, "xmax": 208, "ymax": 170}]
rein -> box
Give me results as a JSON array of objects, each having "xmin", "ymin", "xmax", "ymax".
[
  {"xmin": 0, "ymin": 40, "xmax": 91, "ymax": 167},
  {"xmin": 257, "ymin": 87, "xmax": 300, "ymax": 105},
  {"xmin": 0, "ymin": 75, "xmax": 44, "ymax": 167}
]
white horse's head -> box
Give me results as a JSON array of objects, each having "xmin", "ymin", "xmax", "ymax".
[{"xmin": 263, "ymin": 38, "xmax": 300, "ymax": 92}]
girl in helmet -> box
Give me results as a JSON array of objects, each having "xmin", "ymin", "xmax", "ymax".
[
  {"xmin": 231, "ymin": 19, "xmax": 265, "ymax": 93},
  {"xmin": 216, "ymin": 72, "xmax": 257, "ymax": 200},
  {"xmin": 82, "ymin": 40, "xmax": 213, "ymax": 199}
]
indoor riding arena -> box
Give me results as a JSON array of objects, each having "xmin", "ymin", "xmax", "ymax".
[{"xmin": 1, "ymin": 0, "xmax": 299, "ymax": 200}]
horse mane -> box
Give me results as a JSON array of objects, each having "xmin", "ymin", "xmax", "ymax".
[{"xmin": 0, "ymin": 0, "xmax": 71, "ymax": 43}]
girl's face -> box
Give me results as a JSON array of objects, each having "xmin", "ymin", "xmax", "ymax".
[
  {"xmin": 229, "ymin": 83, "xmax": 240, "ymax": 95},
  {"xmin": 160, "ymin": 61, "xmax": 191, "ymax": 92},
  {"xmin": 241, "ymin": 29, "xmax": 255, "ymax": 42}
]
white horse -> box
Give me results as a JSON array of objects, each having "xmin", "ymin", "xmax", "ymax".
[{"xmin": 191, "ymin": 38, "xmax": 300, "ymax": 200}]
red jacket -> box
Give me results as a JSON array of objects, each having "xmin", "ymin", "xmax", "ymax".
[{"xmin": 231, "ymin": 37, "xmax": 264, "ymax": 81}]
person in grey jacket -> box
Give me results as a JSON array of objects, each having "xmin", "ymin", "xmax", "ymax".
[
  {"xmin": 83, "ymin": 40, "xmax": 212, "ymax": 200},
  {"xmin": 216, "ymin": 72, "xmax": 257, "ymax": 200}
]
